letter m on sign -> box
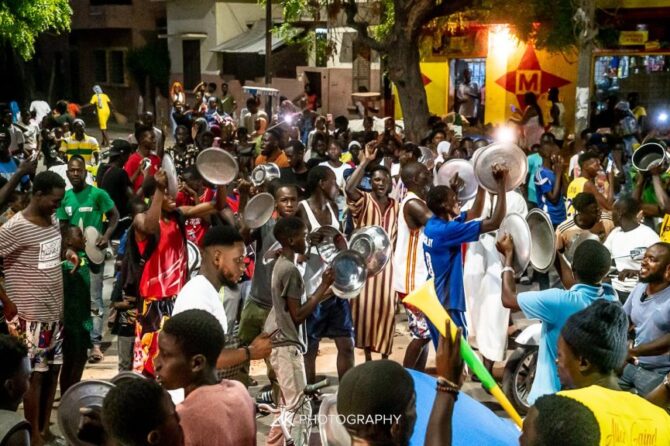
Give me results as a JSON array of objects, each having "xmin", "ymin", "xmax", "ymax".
[{"xmin": 517, "ymin": 71, "xmax": 540, "ymax": 95}]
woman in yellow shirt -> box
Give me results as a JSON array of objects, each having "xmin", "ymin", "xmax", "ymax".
[{"xmin": 89, "ymin": 85, "xmax": 114, "ymax": 147}]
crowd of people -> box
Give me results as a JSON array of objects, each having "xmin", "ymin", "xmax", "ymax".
[{"xmin": 0, "ymin": 80, "xmax": 669, "ymax": 446}]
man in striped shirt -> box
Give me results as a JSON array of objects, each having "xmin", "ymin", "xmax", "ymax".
[
  {"xmin": 60, "ymin": 119, "xmax": 100, "ymax": 164},
  {"xmin": 0, "ymin": 171, "xmax": 78, "ymax": 444}
]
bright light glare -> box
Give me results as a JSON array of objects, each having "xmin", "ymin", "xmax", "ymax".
[
  {"xmin": 490, "ymin": 25, "xmax": 516, "ymax": 58},
  {"xmin": 285, "ymin": 114, "xmax": 295, "ymax": 125},
  {"xmin": 658, "ymin": 112, "xmax": 668, "ymax": 123},
  {"xmin": 496, "ymin": 126, "xmax": 516, "ymax": 143}
]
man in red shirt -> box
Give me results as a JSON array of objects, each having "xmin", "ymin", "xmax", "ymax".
[{"xmin": 124, "ymin": 125, "xmax": 161, "ymax": 192}]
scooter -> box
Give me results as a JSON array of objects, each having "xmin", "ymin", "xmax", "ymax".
[{"xmin": 502, "ymin": 320, "xmax": 541, "ymax": 416}]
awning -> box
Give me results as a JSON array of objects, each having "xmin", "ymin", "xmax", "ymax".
[{"xmin": 210, "ymin": 20, "xmax": 301, "ymax": 55}]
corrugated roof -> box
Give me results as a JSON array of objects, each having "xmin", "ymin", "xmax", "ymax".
[{"xmin": 211, "ymin": 20, "xmax": 301, "ymax": 55}]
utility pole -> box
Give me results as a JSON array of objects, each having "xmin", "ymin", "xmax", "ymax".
[{"xmin": 265, "ymin": 0, "xmax": 272, "ymax": 115}]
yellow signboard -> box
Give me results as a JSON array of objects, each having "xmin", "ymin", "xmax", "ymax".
[
  {"xmin": 598, "ymin": 0, "xmax": 670, "ymax": 8},
  {"xmin": 619, "ymin": 30, "xmax": 649, "ymax": 46}
]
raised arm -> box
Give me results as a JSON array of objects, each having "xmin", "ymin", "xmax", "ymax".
[
  {"xmin": 546, "ymin": 154, "xmax": 565, "ymax": 204},
  {"xmin": 465, "ymin": 186, "xmax": 486, "ymax": 221},
  {"xmin": 133, "ymin": 170, "xmax": 166, "ymax": 235},
  {"xmin": 495, "ymin": 233, "xmax": 521, "ymax": 311},
  {"xmin": 345, "ymin": 142, "xmax": 377, "ymax": 202},
  {"xmin": 479, "ymin": 164, "xmax": 508, "ymax": 233},
  {"xmin": 287, "ymin": 269, "xmax": 334, "ymax": 324},
  {"xmin": 0, "ymin": 158, "xmax": 36, "ymax": 208},
  {"xmin": 583, "ymin": 180, "xmax": 613, "ymax": 212},
  {"xmin": 426, "ymin": 319, "xmax": 464, "ymax": 446}
]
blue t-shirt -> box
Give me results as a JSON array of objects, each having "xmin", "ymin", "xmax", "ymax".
[
  {"xmin": 0, "ymin": 158, "xmax": 28, "ymax": 188},
  {"xmin": 518, "ymin": 283, "xmax": 618, "ymax": 404},
  {"xmin": 534, "ymin": 167, "xmax": 566, "ymax": 225},
  {"xmin": 423, "ymin": 213, "xmax": 481, "ymax": 343},
  {"xmin": 624, "ymin": 282, "xmax": 670, "ymax": 373},
  {"xmin": 527, "ymin": 153, "xmax": 543, "ymax": 205}
]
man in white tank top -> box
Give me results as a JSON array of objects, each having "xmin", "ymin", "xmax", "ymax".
[
  {"xmin": 296, "ymin": 166, "xmax": 355, "ymax": 384},
  {"xmin": 392, "ymin": 162, "xmax": 434, "ymax": 371}
]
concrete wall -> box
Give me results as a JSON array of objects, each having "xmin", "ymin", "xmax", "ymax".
[{"xmin": 166, "ymin": 0, "xmax": 279, "ymax": 81}]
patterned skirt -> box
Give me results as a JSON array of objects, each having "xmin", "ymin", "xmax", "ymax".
[{"xmin": 133, "ymin": 296, "xmax": 175, "ymax": 378}]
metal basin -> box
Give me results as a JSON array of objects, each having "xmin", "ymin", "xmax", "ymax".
[
  {"xmin": 497, "ymin": 212, "xmax": 531, "ymax": 277},
  {"xmin": 196, "ymin": 147, "xmax": 239, "ymax": 185},
  {"xmin": 331, "ymin": 249, "xmax": 368, "ymax": 299},
  {"xmin": 349, "ymin": 225, "xmax": 392, "ymax": 276},
  {"xmin": 243, "ymin": 192, "xmax": 275, "ymax": 229},
  {"xmin": 251, "ymin": 162, "xmax": 280, "ymax": 186},
  {"xmin": 162, "ymin": 153, "xmax": 178, "ymax": 197},
  {"xmin": 473, "ymin": 142, "xmax": 527, "ymax": 193},
  {"xmin": 435, "ymin": 158, "xmax": 478, "ymax": 201},
  {"xmin": 526, "ymin": 208, "xmax": 556, "ymax": 273}
]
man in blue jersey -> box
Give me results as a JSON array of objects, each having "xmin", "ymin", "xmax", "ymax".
[{"xmin": 423, "ymin": 164, "xmax": 507, "ymax": 345}]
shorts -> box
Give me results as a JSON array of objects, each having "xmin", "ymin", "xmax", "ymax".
[
  {"xmin": 398, "ymin": 292, "xmax": 431, "ymax": 340},
  {"xmin": 10, "ymin": 318, "xmax": 64, "ymax": 372},
  {"xmin": 307, "ymin": 297, "xmax": 353, "ymax": 347}
]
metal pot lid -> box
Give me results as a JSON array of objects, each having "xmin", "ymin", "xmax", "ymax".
[
  {"xmin": 526, "ymin": 208, "xmax": 556, "ymax": 273},
  {"xmin": 497, "ymin": 213, "xmax": 531, "ymax": 277},
  {"xmin": 251, "ymin": 163, "xmax": 281, "ymax": 187},
  {"xmin": 418, "ymin": 146, "xmax": 435, "ymax": 169},
  {"xmin": 349, "ymin": 225, "xmax": 392, "ymax": 276},
  {"xmin": 318, "ymin": 394, "xmax": 351, "ymax": 446},
  {"xmin": 435, "ymin": 159, "xmax": 478, "ymax": 201},
  {"xmin": 565, "ymin": 231, "xmax": 600, "ymax": 264},
  {"xmin": 196, "ymin": 147, "xmax": 239, "ymax": 185},
  {"xmin": 58, "ymin": 380, "xmax": 115, "ymax": 446},
  {"xmin": 84, "ymin": 226, "xmax": 105, "ymax": 265},
  {"xmin": 262, "ymin": 241, "xmax": 282, "ymax": 265},
  {"xmin": 473, "ymin": 142, "xmax": 527, "ymax": 193},
  {"xmin": 162, "ymin": 153, "xmax": 178, "ymax": 198},
  {"xmin": 243, "ymin": 192, "xmax": 275, "ymax": 229},
  {"xmin": 110, "ymin": 371, "xmax": 146, "ymax": 386},
  {"xmin": 331, "ymin": 249, "xmax": 368, "ymax": 299}
]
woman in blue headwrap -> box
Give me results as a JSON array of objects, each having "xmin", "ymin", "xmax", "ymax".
[{"xmin": 88, "ymin": 85, "xmax": 113, "ymax": 147}]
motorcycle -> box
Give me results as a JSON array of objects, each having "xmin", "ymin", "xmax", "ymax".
[{"xmin": 502, "ymin": 320, "xmax": 541, "ymax": 415}]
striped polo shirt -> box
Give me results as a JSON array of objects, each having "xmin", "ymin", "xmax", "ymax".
[{"xmin": 61, "ymin": 134, "xmax": 100, "ymax": 163}]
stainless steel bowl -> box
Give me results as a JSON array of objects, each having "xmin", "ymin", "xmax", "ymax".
[
  {"xmin": 58, "ymin": 380, "xmax": 115, "ymax": 446},
  {"xmin": 473, "ymin": 142, "xmax": 527, "ymax": 193},
  {"xmin": 313, "ymin": 226, "xmax": 348, "ymax": 264},
  {"xmin": 84, "ymin": 226, "xmax": 105, "ymax": 265},
  {"xmin": 243, "ymin": 192, "xmax": 275, "ymax": 229},
  {"xmin": 196, "ymin": 147, "xmax": 239, "ymax": 185},
  {"xmin": 349, "ymin": 225, "xmax": 392, "ymax": 276},
  {"xmin": 162, "ymin": 153, "xmax": 178, "ymax": 198},
  {"xmin": 526, "ymin": 208, "xmax": 556, "ymax": 273},
  {"xmin": 331, "ymin": 249, "xmax": 368, "ymax": 299},
  {"xmin": 435, "ymin": 158, "xmax": 478, "ymax": 201},
  {"xmin": 251, "ymin": 162, "xmax": 281, "ymax": 187},
  {"xmin": 418, "ymin": 146, "xmax": 436, "ymax": 170},
  {"xmin": 497, "ymin": 213, "xmax": 531, "ymax": 277}
]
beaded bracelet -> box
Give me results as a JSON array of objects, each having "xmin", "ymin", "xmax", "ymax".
[{"xmin": 436, "ymin": 377, "xmax": 460, "ymax": 399}]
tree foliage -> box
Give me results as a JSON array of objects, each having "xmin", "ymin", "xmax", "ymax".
[
  {"xmin": 126, "ymin": 41, "xmax": 171, "ymax": 95},
  {"xmin": 0, "ymin": 0, "xmax": 72, "ymax": 60}
]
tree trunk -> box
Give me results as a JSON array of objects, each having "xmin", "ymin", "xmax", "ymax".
[
  {"xmin": 386, "ymin": 37, "xmax": 429, "ymax": 143},
  {"xmin": 574, "ymin": 0, "xmax": 596, "ymax": 135}
]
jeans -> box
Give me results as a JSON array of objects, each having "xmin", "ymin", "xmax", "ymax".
[
  {"xmin": 619, "ymin": 363, "xmax": 666, "ymax": 396},
  {"xmin": 89, "ymin": 267, "xmax": 104, "ymax": 346},
  {"xmin": 117, "ymin": 335, "xmax": 135, "ymax": 372}
]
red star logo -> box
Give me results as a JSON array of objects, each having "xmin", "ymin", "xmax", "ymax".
[
  {"xmin": 422, "ymin": 73, "xmax": 432, "ymax": 86},
  {"xmin": 495, "ymin": 44, "xmax": 571, "ymax": 108}
]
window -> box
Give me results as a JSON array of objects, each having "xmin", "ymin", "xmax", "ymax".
[
  {"xmin": 182, "ymin": 40, "xmax": 201, "ymax": 90},
  {"xmin": 93, "ymin": 48, "xmax": 127, "ymax": 85}
]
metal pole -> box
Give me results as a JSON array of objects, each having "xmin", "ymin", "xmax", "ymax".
[{"xmin": 265, "ymin": 0, "xmax": 272, "ymax": 114}]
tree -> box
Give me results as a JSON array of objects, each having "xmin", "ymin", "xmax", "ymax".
[
  {"xmin": 0, "ymin": 0, "xmax": 72, "ymax": 60},
  {"xmin": 277, "ymin": 0, "xmax": 611, "ymax": 141}
]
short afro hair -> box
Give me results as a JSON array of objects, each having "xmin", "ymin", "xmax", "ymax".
[
  {"xmin": 0, "ymin": 334, "xmax": 28, "ymax": 385},
  {"xmin": 572, "ymin": 240, "xmax": 611, "ymax": 285},
  {"xmin": 426, "ymin": 185, "xmax": 456, "ymax": 215},
  {"xmin": 573, "ymin": 192, "xmax": 597, "ymax": 213},
  {"xmin": 162, "ymin": 309, "xmax": 225, "ymax": 366},
  {"xmin": 202, "ymin": 225, "xmax": 243, "ymax": 249},
  {"xmin": 613, "ymin": 195, "xmax": 640, "ymax": 219},
  {"xmin": 102, "ymin": 378, "xmax": 168, "ymax": 446},
  {"xmin": 33, "ymin": 171, "xmax": 66, "ymax": 195},
  {"xmin": 67, "ymin": 155, "xmax": 87, "ymax": 167},
  {"xmin": 307, "ymin": 165, "xmax": 334, "ymax": 196},
  {"xmin": 578, "ymin": 151, "xmax": 600, "ymax": 167},
  {"xmin": 533, "ymin": 394, "xmax": 599, "ymax": 446},
  {"xmin": 134, "ymin": 123, "xmax": 154, "ymax": 143},
  {"xmin": 273, "ymin": 216, "xmax": 305, "ymax": 246},
  {"xmin": 399, "ymin": 142, "xmax": 421, "ymax": 160}
]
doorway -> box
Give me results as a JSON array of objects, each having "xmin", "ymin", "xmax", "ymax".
[{"xmin": 450, "ymin": 58, "xmax": 486, "ymax": 123}]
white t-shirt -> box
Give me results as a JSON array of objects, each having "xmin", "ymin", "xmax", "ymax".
[
  {"xmin": 319, "ymin": 161, "xmax": 349, "ymax": 189},
  {"xmin": 47, "ymin": 164, "xmax": 94, "ymax": 190},
  {"xmin": 172, "ymin": 275, "xmax": 228, "ymax": 332},
  {"xmin": 604, "ymin": 225, "xmax": 660, "ymax": 293},
  {"xmin": 30, "ymin": 100, "xmax": 51, "ymax": 123}
]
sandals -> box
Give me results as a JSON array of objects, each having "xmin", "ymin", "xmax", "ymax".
[{"xmin": 88, "ymin": 346, "xmax": 104, "ymax": 363}]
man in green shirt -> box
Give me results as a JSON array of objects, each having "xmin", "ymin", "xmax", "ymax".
[{"xmin": 56, "ymin": 155, "xmax": 119, "ymax": 362}]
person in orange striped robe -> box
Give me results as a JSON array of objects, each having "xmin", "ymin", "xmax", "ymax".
[{"xmin": 345, "ymin": 143, "xmax": 399, "ymax": 360}]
